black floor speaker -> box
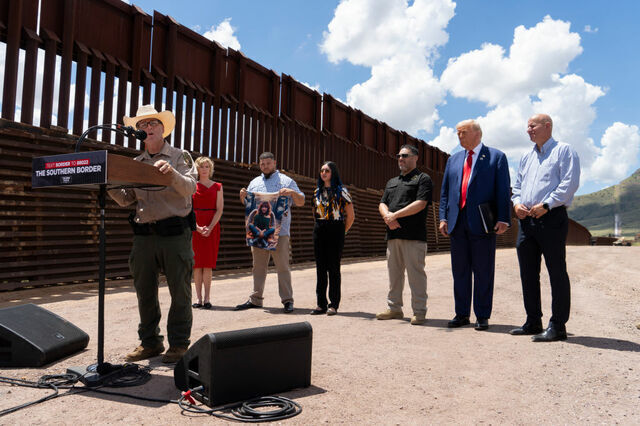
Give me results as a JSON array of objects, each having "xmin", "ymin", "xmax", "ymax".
[
  {"xmin": 0, "ymin": 303, "xmax": 90, "ymax": 367},
  {"xmin": 174, "ymin": 321, "xmax": 312, "ymax": 406}
]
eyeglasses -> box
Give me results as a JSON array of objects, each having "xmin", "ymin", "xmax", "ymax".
[
  {"xmin": 137, "ymin": 120, "xmax": 162, "ymax": 130},
  {"xmin": 395, "ymin": 153, "xmax": 415, "ymax": 159},
  {"xmin": 320, "ymin": 169, "xmax": 331, "ymax": 174}
]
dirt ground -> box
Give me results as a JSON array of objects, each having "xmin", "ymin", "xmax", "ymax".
[{"xmin": 1, "ymin": 246, "xmax": 639, "ymax": 424}]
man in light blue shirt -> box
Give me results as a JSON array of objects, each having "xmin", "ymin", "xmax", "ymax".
[
  {"xmin": 235, "ymin": 152, "xmax": 305, "ymax": 313},
  {"xmin": 510, "ymin": 114, "xmax": 580, "ymax": 342}
]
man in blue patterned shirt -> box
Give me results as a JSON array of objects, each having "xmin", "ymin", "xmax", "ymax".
[
  {"xmin": 510, "ymin": 114, "xmax": 581, "ymax": 342},
  {"xmin": 235, "ymin": 152, "xmax": 305, "ymax": 313}
]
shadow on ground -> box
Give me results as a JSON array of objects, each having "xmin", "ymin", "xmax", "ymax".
[
  {"xmin": 68, "ymin": 370, "xmax": 177, "ymax": 408},
  {"xmin": 566, "ymin": 336, "xmax": 640, "ymax": 352},
  {"xmin": 0, "ymin": 281, "xmax": 136, "ymax": 306}
]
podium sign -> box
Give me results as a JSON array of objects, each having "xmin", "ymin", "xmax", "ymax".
[
  {"xmin": 32, "ymin": 151, "xmax": 108, "ymax": 188},
  {"xmin": 32, "ymin": 151, "xmax": 173, "ymax": 189}
]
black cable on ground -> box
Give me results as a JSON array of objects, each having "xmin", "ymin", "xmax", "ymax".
[
  {"xmin": 93, "ymin": 363, "xmax": 154, "ymax": 388},
  {"xmin": 0, "ymin": 377, "xmax": 59, "ymax": 417},
  {"xmin": 2, "ymin": 370, "xmax": 303, "ymax": 422},
  {"xmin": 178, "ymin": 392, "xmax": 303, "ymax": 422},
  {"xmin": 0, "ymin": 364, "xmax": 156, "ymax": 417}
]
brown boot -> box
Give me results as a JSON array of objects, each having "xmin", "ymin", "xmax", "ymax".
[
  {"xmin": 124, "ymin": 344, "xmax": 165, "ymax": 362},
  {"xmin": 161, "ymin": 346, "xmax": 188, "ymax": 364},
  {"xmin": 410, "ymin": 313, "xmax": 426, "ymax": 325},
  {"xmin": 376, "ymin": 309, "xmax": 403, "ymax": 320}
]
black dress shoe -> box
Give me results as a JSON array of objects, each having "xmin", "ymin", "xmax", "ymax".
[
  {"xmin": 234, "ymin": 301, "xmax": 260, "ymax": 311},
  {"xmin": 283, "ymin": 302, "xmax": 294, "ymax": 313},
  {"xmin": 474, "ymin": 318, "xmax": 489, "ymax": 331},
  {"xmin": 310, "ymin": 307, "xmax": 327, "ymax": 315},
  {"xmin": 532, "ymin": 326, "xmax": 567, "ymax": 342},
  {"xmin": 448, "ymin": 315, "xmax": 470, "ymax": 328},
  {"xmin": 510, "ymin": 323, "xmax": 543, "ymax": 335}
]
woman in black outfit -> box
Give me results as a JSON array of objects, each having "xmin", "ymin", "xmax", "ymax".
[{"xmin": 310, "ymin": 161, "xmax": 355, "ymax": 316}]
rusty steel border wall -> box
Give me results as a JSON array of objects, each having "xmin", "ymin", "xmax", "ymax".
[{"xmin": 0, "ymin": 120, "xmax": 519, "ymax": 291}]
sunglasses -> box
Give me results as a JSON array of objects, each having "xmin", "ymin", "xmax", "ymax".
[
  {"xmin": 320, "ymin": 169, "xmax": 331, "ymax": 174},
  {"xmin": 395, "ymin": 153, "xmax": 415, "ymax": 159},
  {"xmin": 137, "ymin": 120, "xmax": 162, "ymax": 130}
]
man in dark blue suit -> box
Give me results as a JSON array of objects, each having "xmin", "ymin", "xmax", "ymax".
[{"xmin": 439, "ymin": 119, "xmax": 511, "ymax": 330}]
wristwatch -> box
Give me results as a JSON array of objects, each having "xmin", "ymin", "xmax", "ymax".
[{"xmin": 542, "ymin": 203, "xmax": 550, "ymax": 211}]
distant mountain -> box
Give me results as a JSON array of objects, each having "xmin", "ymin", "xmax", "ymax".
[{"xmin": 568, "ymin": 168, "xmax": 640, "ymax": 237}]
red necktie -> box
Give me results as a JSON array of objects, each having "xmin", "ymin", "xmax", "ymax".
[{"xmin": 460, "ymin": 150, "xmax": 474, "ymax": 209}]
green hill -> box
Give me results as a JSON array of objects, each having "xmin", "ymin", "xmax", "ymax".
[{"xmin": 568, "ymin": 168, "xmax": 640, "ymax": 237}]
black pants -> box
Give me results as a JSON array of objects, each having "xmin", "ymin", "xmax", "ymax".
[
  {"xmin": 313, "ymin": 220, "xmax": 345, "ymax": 310},
  {"xmin": 516, "ymin": 206, "xmax": 570, "ymax": 329}
]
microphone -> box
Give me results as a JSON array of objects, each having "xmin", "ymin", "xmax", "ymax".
[
  {"xmin": 75, "ymin": 123, "xmax": 147, "ymax": 152},
  {"xmin": 119, "ymin": 125, "xmax": 147, "ymax": 140}
]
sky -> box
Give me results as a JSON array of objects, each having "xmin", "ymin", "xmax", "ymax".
[
  {"xmin": 6, "ymin": 0, "xmax": 640, "ymax": 195},
  {"xmin": 148, "ymin": 0, "xmax": 638, "ymax": 196}
]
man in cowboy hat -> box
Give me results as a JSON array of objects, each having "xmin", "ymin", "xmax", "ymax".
[{"xmin": 108, "ymin": 104, "xmax": 198, "ymax": 363}]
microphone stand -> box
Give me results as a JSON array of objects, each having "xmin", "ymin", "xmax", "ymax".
[
  {"xmin": 68, "ymin": 124, "xmax": 145, "ymax": 386},
  {"xmin": 75, "ymin": 124, "xmax": 145, "ymax": 152}
]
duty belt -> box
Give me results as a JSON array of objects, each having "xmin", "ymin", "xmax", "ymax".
[{"xmin": 129, "ymin": 211, "xmax": 196, "ymax": 236}]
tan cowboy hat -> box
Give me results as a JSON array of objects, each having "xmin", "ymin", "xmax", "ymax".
[{"xmin": 123, "ymin": 104, "xmax": 176, "ymax": 138}]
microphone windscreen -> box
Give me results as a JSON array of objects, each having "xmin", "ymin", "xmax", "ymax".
[{"xmin": 135, "ymin": 130, "xmax": 147, "ymax": 140}]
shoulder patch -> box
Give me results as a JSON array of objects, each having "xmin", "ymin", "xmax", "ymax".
[{"xmin": 183, "ymin": 152, "xmax": 194, "ymax": 168}]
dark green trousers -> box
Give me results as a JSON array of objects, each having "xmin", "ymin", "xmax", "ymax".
[{"xmin": 129, "ymin": 227, "xmax": 194, "ymax": 348}]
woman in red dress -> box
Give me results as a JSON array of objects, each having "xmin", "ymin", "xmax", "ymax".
[{"xmin": 192, "ymin": 156, "xmax": 223, "ymax": 309}]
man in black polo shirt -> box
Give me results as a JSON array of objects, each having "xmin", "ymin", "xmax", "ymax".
[{"xmin": 377, "ymin": 144, "xmax": 433, "ymax": 325}]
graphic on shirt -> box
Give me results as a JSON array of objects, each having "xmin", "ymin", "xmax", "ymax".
[
  {"xmin": 244, "ymin": 191, "xmax": 289, "ymax": 250},
  {"xmin": 313, "ymin": 187, "xmax": 351, "ymax": 221}
]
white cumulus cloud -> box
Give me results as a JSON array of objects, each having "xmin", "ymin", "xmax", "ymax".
[
  {"xmin": 320, "ymin": 0, "xmax": 455, "ymax": 134},
  {"xmin": 441, "ymin": 15, "xmax": 582, "ymax": 106},
  {"xmin": 347, "ymin": 53, "xmax": 445, "ymax": 133},
  {"xmin": 475, "ymin": 98, "xmax": 536, "ymax": 159},
  {"xmin": 321, "ymin": 0, "xmax": 455, "ymax": 66},
  {"xmin": 590, "ymin": 123, "xmax": 640, "ymax": 183},
  {"xmin": 300, "ymin": 81, "xmax": 321, "ymax": 92},
  {"xmin": 203, "ymin": 18, "xmax": 241, "ymax": 50},
  {"xmin": 532, "ymin": 73, "xmax": 604, "ymax": 166},
  {"xmin": 433, "ymin": 15, "xmax": 619, "ymax": 189},
  {"xmin": 427, "ymin": 125, "xmax": 458, "ymax": 152}
]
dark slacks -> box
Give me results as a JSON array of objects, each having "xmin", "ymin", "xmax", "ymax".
[
  {"xmin": 449, "ymin": 208, "xmax": 497, "ymax": 319},
  {"xmin": 516, "ymin": 206, "xmax": 570, "ymax": 329},
  {"xmin": 129, "ymin": 227, "xmax": 194, "ymax": 348},
  {"xmin": 313, "ymin": 220, "xmax": 345, "ymax": 310}
]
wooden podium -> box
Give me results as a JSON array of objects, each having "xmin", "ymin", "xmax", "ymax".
[{"xmin": 32, "ymin": 150, "xmax": 171, "ymax": 385}]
